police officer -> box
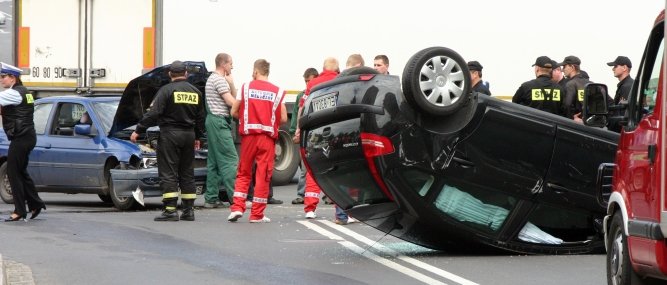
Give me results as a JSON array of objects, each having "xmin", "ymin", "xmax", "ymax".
[
  {"xmin": 467, "ymin": 61, "xmax": 491, "ymax": 95},
  {"xmin": 131, "ymin": 60, "xmax": 205, "ymax": 221},
  {"xmin": 0, "ymin": 62, "xmax": 46, "ymax": 221},
  {"xmin": 558, "ymin": 55, "xmax": 592, "ymax": 119},
  {"xmin": 512, "ymin": 56, "xmax": 565, "ymax": 116}
]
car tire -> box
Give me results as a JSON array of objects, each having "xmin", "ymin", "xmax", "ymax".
[
  {"xmin": 607, "ymin": 211, "xmax": 659, "ymax": 285},
  {"xmin": 108, "ymin": 162, "xmax": 137, "ymax": 210},
  {"xmin": 402, "ymin": 46, "xmax": 471, "ymax": 116},
  {"xmin": 0, "ymin": 162, "xmax": 13, "ymax": 204},
  {"xmin": 272, "ymin": 130, "xmax": 299, "ymax": 186}
]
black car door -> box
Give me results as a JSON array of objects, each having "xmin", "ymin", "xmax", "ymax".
[{"xmin": 542, "ymin": 124, "xmax": 618, "ymax": 211}]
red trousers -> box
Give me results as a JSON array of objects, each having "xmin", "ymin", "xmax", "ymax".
[
  {"xmin": 303, "ymin": 170, "xmax": 321, "ymax": 213},
  {"xmin": 231, "ymin": 134, "xmax": 275, "ymax": 220}
]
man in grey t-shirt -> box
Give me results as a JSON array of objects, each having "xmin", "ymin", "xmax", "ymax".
[{"xmin": 203, "ymin": 53, "xmax": 239, "ymax": 208}]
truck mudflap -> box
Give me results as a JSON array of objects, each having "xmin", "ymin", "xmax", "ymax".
[
  {"xmin": 595, "ymin": 163, "xmax": 615, "ymax": 208},
  {"xmin": 110, "ymin": 167, "xmax": 207, "ymax": 198}
]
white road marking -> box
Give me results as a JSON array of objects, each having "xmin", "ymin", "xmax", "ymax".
[
  {"xmin": 298, "ymin": 220, "xmax": 448, "ymax": 285},
  {"xmin": 319, "ymin": 220, "xmax": 480, "ymax": 285}
]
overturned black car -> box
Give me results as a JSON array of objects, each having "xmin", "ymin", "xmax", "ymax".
[{"xmin": 298, "ymin": 47, "xmax": 618, "ymax": 254}]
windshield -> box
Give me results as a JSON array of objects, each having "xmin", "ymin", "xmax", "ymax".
[{"xmin": 92, "ymin": 100, "xmax": 120, "ymax": 135}]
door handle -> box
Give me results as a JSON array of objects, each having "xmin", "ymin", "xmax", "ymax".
[{"xmin": 547, "ymin": 182, "xmax": 569, "ymax": 194}]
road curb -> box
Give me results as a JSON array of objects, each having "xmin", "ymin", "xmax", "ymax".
[
  {"xmin": 0, "ymin": 255, "xmax": 35, "ymax": 285},
  {"xmin": 1, "ymin": 253, "xmax": 4, "ymax": 285}
]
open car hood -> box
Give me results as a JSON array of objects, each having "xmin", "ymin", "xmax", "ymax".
[{"xmin": 109, "ymin": 61, "xmax": 210, "ymax": 138}]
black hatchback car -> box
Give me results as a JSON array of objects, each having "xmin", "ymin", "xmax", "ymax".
[{"xmin": 298, "ymin": 47, "xmax": 619, "ymax": 254}]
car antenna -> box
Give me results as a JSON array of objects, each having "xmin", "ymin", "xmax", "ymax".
[{"xmin": 361, "ymin": 220, "xmax": 398, "ymax": 255}]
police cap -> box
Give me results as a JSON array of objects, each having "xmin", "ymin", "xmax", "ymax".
[
  {"xmin": 0, "ymin": 62, "xmax": 22, "ymax": 77},
  {"xmin": 169, "ymin": 60, "xmax": 186, "ymax": 73},
  {"xmin": 557, "ymin": 55, "xmax": 581, "ymax": 66},
  {"xmin": 467, "ymin": 61, "xmax": 483, "ymax": 71},
  {"xmin": 532, "ymin": 56, "xmax": 553, "ymax": 68},
  {"xmin": 607, "ymin": 56, "xmax": 632, "ymax": 68}
]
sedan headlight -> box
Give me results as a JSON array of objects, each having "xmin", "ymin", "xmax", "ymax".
[{"xmin": 142, "ymin": 157, "xmax": 158, "ymax": 168}]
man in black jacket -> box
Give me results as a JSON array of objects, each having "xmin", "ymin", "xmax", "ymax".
[
  {"xmin": 607, "ymin": 56, "xmax": 634, "ymax": 105},
  {"xmin": 606, "ymin": 56, "xmax": 634, "ymax": 132},
  {"xmin": 558, "ymin": 55, "xmax": 592, "ymax": 119},
  {"xmin": 131, "ymin": 60, "xmax": 206, "ymax": 221},
  {"xmin": 512, "ymin": 56, "xmax": 564, "ymax": 116}
]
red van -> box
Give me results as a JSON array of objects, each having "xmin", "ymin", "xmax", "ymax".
[{"xmin": 583, "ymin": 10, "xmax": 666, "ymax": 285}]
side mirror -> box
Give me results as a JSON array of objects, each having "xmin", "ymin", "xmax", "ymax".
[
  {"xmin": 74, "ymin": 124, "xmax": 92, "ymax": 136},
  {"xmin": 582, "ymin": 83, "xmax": 609, "ymax": 128}
]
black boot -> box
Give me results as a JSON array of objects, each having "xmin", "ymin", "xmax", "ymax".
[
  {"xmin": 154, "ymin": 210, "xmax": 179, "ymax": 221},
  {"xmin": 180, "ymin": 199, "xmax": 195, "ymax": 221}
]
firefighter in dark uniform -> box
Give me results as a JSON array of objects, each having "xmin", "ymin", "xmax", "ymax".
[
  {"xmin": 467, "ymin": 61, "xmax": 491, "ymax": 95},
  {"xmin": 558, "ymin": 55, "xmax": 592, "ymax": 119},
  {"xmin": 0, "ymin": 62, "xmax": 46, "ymax": 222},
  {"xmin": 512, "ymin": 56, "xmax": 565, "ymax": 116},
  {"xmin": 131, "ymin": 60, "xmax": 205, "ymax": 221}
]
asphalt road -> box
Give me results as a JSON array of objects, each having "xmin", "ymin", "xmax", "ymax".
[{"xmin": 0, "ymin": 182, "xmax": 607, "ymax": 285}]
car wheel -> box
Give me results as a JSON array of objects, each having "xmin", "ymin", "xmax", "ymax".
[
  {"xmin": 402, "ymin": 46, "xmax": 471, "ymax": 116},
  {"xmin": 607, "ymin": 211, "xmax": 656, "ymax": 285},
  {"xmin": 108, "ymin": 162, "xmax": 137, "ymax": 210},
  {"xmin": 0, "ymin": 162, "xmax": 13, "ymax": 204},
  {"xmin": 272, "ymin": 130, "xmax": 300, "ymax": 186}
]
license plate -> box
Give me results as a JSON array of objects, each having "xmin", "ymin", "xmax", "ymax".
[{"xmin": 311, "ymin": 92, "xmax": 338, "ymax": 112}]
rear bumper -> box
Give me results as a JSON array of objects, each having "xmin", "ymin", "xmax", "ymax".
[{"xmin": 110, "ymin": 167, "xmax": 207, "ymax": 197}]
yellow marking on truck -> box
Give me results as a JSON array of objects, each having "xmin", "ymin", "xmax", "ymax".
[
  {"xmin": 24, "ymin": 82, "xmax": 78, "ymax": 87},
  {"xmin": 143, "ymin": 27, "xmax": 155, "ymax": 69},
  {"xmin": 174, "ymin": 92, "xmax": 199, "ymax": 104},
  {"xmin": 18, "ymin": 27, "xmax": 30, "ymax": 68}
]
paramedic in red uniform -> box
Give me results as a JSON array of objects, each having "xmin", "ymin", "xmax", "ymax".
[
  {"xmin": 227, "ymin": 59, "xmax": 287, "ymax": 223},
  {"xmin": 293, "ymin": 57, "xmax": 340, "ymax": 219}
]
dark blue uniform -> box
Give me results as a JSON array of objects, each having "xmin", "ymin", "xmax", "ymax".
[{"xmin": 2, "ymin": 84, "xmax": 45, "ymax": 219}]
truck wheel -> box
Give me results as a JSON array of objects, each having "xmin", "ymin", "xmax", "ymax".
[
  {"xmin": 402, "ymin": 46, "xmax": 471, "ymax": 116},
  {"xmin": 272, "ymin": 130, "xmax": 299, "ymax": 186},
  {"xmin": 607, "ymin": 211, "xmax": 656, "ymax": 285},
  {"xmin": 108, "ymin": 162, "xmax": 137, "ymax": 210},
  {"xmin": 0, "ymin": 162, "xmax": 13, "ymax": 204}
]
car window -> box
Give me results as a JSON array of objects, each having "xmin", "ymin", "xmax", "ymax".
[
  {"xmin": 633, "ymin": 23, "xmax": 664, "ymax": 121},
  {"xmin": 51, "ymin": 103, "xmax": 86, "ymax": 136},
  {"xmin": 33, "ymin": 103, "xmax": 53, "ymax": 135},
  {"xmin": 433, "ymin": 183, "xmax": 513, "ymax": 235},
  {"xmin": 91, "ymin": 100, "xmax": 119, "ymax": 135},
  {"xmin": 523, "ymin": 204, "xmax": 598, "ymax": 244}
]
